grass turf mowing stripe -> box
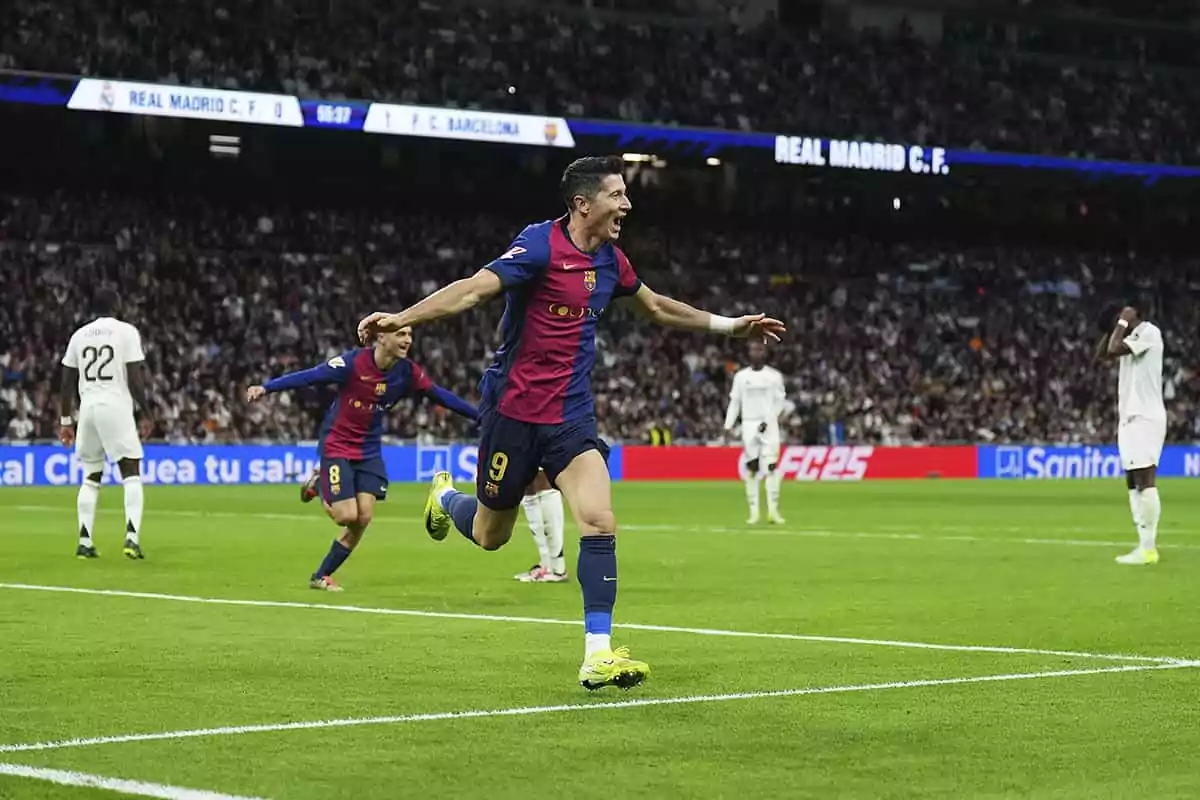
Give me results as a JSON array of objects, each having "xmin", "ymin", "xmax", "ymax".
[
  {"xmin": 14, "ymin": 504, "xmax": 1200, "ymax": 550},
  {"xmin": 1, "ymin": 663, "xmax": 1193, "ymax": 755},
  {"xmin": 0, "ymin": 762, "xmax": 268, "ymax": 799},
  {"xmin": 0, "ymin": 581, "xmax": 1188, "ymax": 665}
]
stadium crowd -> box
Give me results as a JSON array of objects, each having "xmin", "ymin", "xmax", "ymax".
[
  {"xmin": 2, "ymin": 191, "xmax": 1198, "ymax": 447},
  {"xmin": 1, "ymin": 0, "xmax": 1198, "ymax": 165}
]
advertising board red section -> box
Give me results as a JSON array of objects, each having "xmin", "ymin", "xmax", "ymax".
[{"xmin": 622, "ymin": 445, "xmax": 977, "ymax": 481}]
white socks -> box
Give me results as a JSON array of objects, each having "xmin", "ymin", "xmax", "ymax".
[
  {"xmin": 123, "ymin": 476, "xmax": 144, "ymax": 544},
  {"xmin": 1128, "ymin": 489, "xmax": 1144, "ymax": 531},
  {"xmin": 765, "ymin": 471, "xmax": 782, "ymax": 517},
  {"xmin": 539, "ymin": 489, "xmax": 566, "ymax": 574},
  {"xmin": 1137, "ymin": 487, "xmax": 1161, "ymax": 551},
  {"xmin": 521, "ymin": 494, "xmax": 551, "ymax": 569},
  {"xmin": 77, "ymin": 479, "xmax": 100, "ymax": 547},
  {"xmin": 585, "ymin": 632, "xmax": 612, "ymax": 658},
  {"xmin": 744, "ymin": 475, "xmax": 762, "ymax": 519}
]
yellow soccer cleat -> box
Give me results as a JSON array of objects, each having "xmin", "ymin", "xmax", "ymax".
[
  {"xmin": 424, "ymin": 471, "xmax": 454, "ymax": 541},
  {"xmin": 578, "ymin": 646, "xmax": 650, "ymax": 691},
  {"xmin": 1115, "ymin": 547, "xmax": 1159, "ymax": 566}
]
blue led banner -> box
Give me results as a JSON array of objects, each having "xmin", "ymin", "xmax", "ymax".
[{"xmin": 2, "ymin": 69, "xmax": 1197, "ymax": 179}]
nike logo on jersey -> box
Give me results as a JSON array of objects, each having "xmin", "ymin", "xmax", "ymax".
[{"xmin": 562, "ymin": 262, "xmax": 582, "ymax": 270}]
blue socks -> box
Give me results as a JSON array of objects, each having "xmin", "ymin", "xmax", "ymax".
[
  {"xmin": 313, "ymin": 540, "xmax": 352, "ymax": 579},
  {"xmin": 578, "ymin": 535, "xmax": 617, "ymax": 636},
  {"xmin": 441, "ymin": 490, "xmax": 480, "ymax": 546}
]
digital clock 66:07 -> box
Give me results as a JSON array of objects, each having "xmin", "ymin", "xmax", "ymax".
[{"xmin": 315, "ymin": 104, "xmax": 353, "ymax": 125}]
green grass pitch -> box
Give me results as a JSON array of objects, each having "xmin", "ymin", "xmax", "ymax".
[{"xmin": 1, "ymin": 480, "xmax": 1198, "ymax": 799}]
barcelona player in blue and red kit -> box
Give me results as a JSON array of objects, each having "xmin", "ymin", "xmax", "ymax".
[
  {"xmin": 358, "ymin": 156, "xmax": 785, "ymax": 689},
  {"xmin": 246, "ymin": 326, "xmax": 477, "ymax": 591}
]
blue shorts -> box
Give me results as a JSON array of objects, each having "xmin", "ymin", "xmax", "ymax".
[
  {"xmin": 475, "ymin": 408, "xmax": 609, "ymax": 511},
  {"xmin": 319, "ymin": 457, "xmax": 388, "ymax": 505}
]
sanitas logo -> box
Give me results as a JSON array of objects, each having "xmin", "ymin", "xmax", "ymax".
[{"xmin": 1024, "ymin": 447, "xmax": 1122, "ymax": 479}]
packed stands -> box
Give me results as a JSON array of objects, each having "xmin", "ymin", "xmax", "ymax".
[{"xmin": 3, "ymin": 192, "xmax": 1197, "ymax": 447}]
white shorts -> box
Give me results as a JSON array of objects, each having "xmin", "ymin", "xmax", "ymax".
[
  {"xmin": 741, "ymin": 421, "xmax": 781, "ymax": 468},
  {"xmin": 77, "ymin": 403, "xmax": 143, "ymax": 471},
  {"xmin": 1117, "ymin": 416, "xmax": 1166, "ymax": 471}
]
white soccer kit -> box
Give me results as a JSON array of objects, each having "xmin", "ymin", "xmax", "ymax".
[
  {"xmin": 61, "ymin": 316, "xmax": 146, "ymax": 471},
  {"xmin": 725, "ymin": 366, "xmax": 787, "ymax": 465},
  {"xmin": 1116, "ymin": 321, "xmax": 1166, "ymax": 470}
]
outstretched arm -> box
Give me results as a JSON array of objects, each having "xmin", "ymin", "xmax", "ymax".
[
  {"xmin": 624, "ymin": 284, "xmax": 786, "ymax": 341},
  {"xmin": 247, "ymin": 355, "xmax": 352, "ymax": 402},
  {"xmin": 426, "ymin": 385, "xmax": 480, "ymax": 422},
  {"xmin": 358, "ymin": 270, "xmax": 503, "ymax": 343}
]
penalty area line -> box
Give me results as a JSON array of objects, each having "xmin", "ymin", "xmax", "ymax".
[
  {"xmin": 0, "ymin": 581, "xmax": 1188, "ymax": 665},
  {"xmin": 0, "ymin": 762, "xmax": 267, "ymax": 799},
  {"xmin": 0, "ymin": 663, "xmax": 1194, "ymax": 755}
]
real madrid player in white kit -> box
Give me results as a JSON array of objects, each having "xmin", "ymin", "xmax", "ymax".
[
  {"xmin": 58, "ymin": 289, "xmax": 149, "ymax": 560},
  {"xmin": 1096, "ymin": 304, "xmax": 1166, "ymax": 565},
  {"xmin": 724, "ymin": 340, "xmax": 788, "ymax": 524}
]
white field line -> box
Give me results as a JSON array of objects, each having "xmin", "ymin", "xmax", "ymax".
[
  {"xmin": 0, "ymin": 582, "xmax": 1189, "ymax": 666},
  {"xmin": 0, "ymin": 663, "xmax": 1194, "ymax": 756},
  {"xmin": 10, "ymin": 504, "xmax": 1198, "ymax": 549},
  {"xmin": 0, "ymin": 762, "xmax": 267, "ymax": 799}
]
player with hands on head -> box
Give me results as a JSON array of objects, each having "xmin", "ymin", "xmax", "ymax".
[{"xmin": 1094, "ymin": 302, "xmax": 1167, "ymax": 566}]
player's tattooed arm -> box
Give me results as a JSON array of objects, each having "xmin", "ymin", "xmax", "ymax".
[
  {"xmin": 624, "ymin": 284, "xmax": 786, "ymax": 341},
  {"xmin": 358, "ymin": 270, "xmax": 504, "ymax": 343}
]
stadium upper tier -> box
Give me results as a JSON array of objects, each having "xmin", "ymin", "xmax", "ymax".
[
  {"xmin": 2, "ymin": 192, "xmax": 1197, "ymax": 446},
  {"xmin": 1, "ymin": 0, "xmax": 1197, "ymax": 166}
]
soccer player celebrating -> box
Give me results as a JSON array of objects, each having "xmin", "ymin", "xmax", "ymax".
[
  {"xmin": 1095, "ymin": 303, "xmax": 1166, "ymax": 565},
  {"xmin": 724, "ymin": 340, "xmax": 788, "ymax": 525},
  {"xmin": 58, "ymin": 288, "xmax": 149, "ymax": 560},
  {"xmin": 514, "ymin": 470, "xmax": 569, "ymax": 583},
  {"xmin": 358, "ymin": 155, "xmax": 785, "ymax": 690},
  {"xmin": 246, "ymin": 326, "xmax": 477, "ymax": 590}
]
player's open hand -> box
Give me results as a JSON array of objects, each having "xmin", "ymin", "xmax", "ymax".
[
  {"xmin": 245, "ymin": 385, "xmax": 267, "ymax": 403},
  {"xmin": 732, "ymin": 314, "xmax": 786, "ymax": 342},
  {"xmin": 58, "ymin": 424, "xmax": 75, "ymax": 447},
  {"xmin": 356, "ymin": 311, "xmax": 403, "ymax": 344}
]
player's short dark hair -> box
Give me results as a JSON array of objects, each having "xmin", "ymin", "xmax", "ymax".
[
  {"xmin": 92, "ymin": 287, "xmax": 120, "ymax": 316},
  {"xmin": 560, "ymin": 155, "xmax": 625, "ymax": 212}
]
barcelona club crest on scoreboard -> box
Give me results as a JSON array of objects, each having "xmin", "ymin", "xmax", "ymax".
[
  {"xmin": 543, "ymin": 121, "xmax": 559, "ymax": 144},
  {"xmin": 583, "ymin": 269, "xmax": 596, "ymax": 292},
  {"xmin": 375, "ymin": 383, "xmax": 387, "ymax": 396}
]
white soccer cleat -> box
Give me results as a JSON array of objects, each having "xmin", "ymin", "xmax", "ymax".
[
  {"xmin": 1115, "ymin": 547, "xmax": 1160, "ymax": 566},
  {"xmin": 746, "ymin": 514, "xmax": 760, "ymax": 525},
  {"xmin": 514, "ymin": 565, "xmax": 569, "ymax": 583},
  {"xmin": 768, "ymin": 512, "xmax": 786, "ymax": 525}
]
